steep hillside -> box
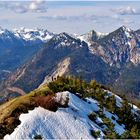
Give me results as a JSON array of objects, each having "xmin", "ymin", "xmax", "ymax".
[
  {"xmin": 113, "ymin": 64, "xmax": 140, "ymax": 98},
  {"xmin": 0, "ymin": 32, "xmax": 118, "ymax": 101},
  {"xmin": 0, "ymin": 85, "xmax": 57, "ymax": 138},
  {"xmin": 88, "ymin": 26, "xmax": 140, "ymax": 67},
  {"xmin": 0, "ymin": 27, "xmax": 53, "ymax": 80},
  {"xmin": 0, "ymin": 26, "xmax": 140, "ymax": 101},
  {"xmin": 78, "ymin": 26, "xmax": 140, "ymax": 98},
  {"xmin": 0, "ymin": 77, "xmax": 140, "ymax": 139}
]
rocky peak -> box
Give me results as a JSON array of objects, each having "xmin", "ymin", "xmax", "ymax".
[
  {"xmin": 13, "ymin": 27, "xmax": 53, "ymax": 42},
  {"xmin": 51, "ymin": 32, "xmax": 86, "ymax": 50},
  {"xmin": 91, "ymin": 26, "xmax": 140, "ymax": 67},
  {"xmin": 119, "ymin": 25, "xmax": 131, "ymax": 32},
  {"xmin": 78, "ymin": 29, "xmax": 107, "ymax": 45}
]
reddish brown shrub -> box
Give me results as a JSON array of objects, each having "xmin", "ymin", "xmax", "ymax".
[{"xmin": 35, "ymin": 94, "xmax": 58, "ymax": 112}]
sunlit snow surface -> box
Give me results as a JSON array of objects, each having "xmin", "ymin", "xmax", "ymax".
[
  {"xmin": 4, "ymin": 91, "xmax": 126, "ymax": 140},
  {"xmin": 13, "ymin": 28, "xmax": 53, "ymax": 41}
]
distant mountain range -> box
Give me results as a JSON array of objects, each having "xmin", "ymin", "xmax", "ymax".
[
  {"xmin": 0, "ymin": 26, "xmax": 140, "ymax": 101},
  {"xmin": 0, "ymin": 27, "xmax": 53, "ymax": 80}
]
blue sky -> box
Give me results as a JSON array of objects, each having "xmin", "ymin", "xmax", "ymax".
[{"xmin": 0, "ymin": 1, "xmax": 140, "ymax": 34}]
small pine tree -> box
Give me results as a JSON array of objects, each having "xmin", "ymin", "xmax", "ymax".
[
  {"xmin": 89, "ymin": 80, "xmax": 96, "ymax": 88},
  {"xmin": 121, "ymin": 130, "xmax": 130, "ymax": 139},
  {"xmin": 88, "ymin": 112, "xmax": 97, "ymax": 121},
  {"xmin": 130, "ymin": 124, "xmax": 139, "ymax": 138},
  {"xmin": 90, "ymin": 130, "xmax": 100, "ymax": 138},
  {"xmin": 34, "ymin": 134, "xmax": 42, "ymax": 139}
]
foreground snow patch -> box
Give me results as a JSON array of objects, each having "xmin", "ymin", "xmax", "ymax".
[
  {"xmin": 4, "ymin": 91, "xmax": 104, "ymax": 140},
  {"xmin": 5, "ymin": 107, "xmax": 93, "ymax": 139},
  {"xmin": 4, "ymin": 91, "xmax": 127, "ymax": 139}
]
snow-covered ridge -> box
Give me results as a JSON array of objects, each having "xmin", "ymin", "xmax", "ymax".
[
  {"xmin": 0, "ymin": 27, "xmax": 54, "ymax": 42},
  {"xmin": 13, "ymin": 27, "xmax": 53, "ymax": 41},
  {"xmin": 77, "ymin": 30, "xmax": 108, "ymax": 46},
  {"xmin": 121, "ymin": 25, "xmax": 132, "ymax": 33},
  {"xmin": 4, "ymin": 91, "xmax": 129, "ymax": 139},
  {"xmin": 77, "ymin": 30, "xmax": 109, "ymax": 57},
  {"xmin": 105, "ymin": 89, "xmax": 140, "ymax": 114},
  {"xmin": 0, "ymin": 27, "xmax": 5, "ymax": 34}
]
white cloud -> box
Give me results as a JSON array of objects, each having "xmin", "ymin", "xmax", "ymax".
[
  {"xmin": 29, "ymin": 0, "xmax": 47, "ymax": 13},
  {"xmin": 0, "ymin": 2, "xmax": 27, "ymax": 13},
  {"xmin": 0, "ymin": 1, "xmax": 140, "ymax": 34},
  {"xmin": 35, "ymin": 0, "xmax": 45, "ymax": 4},
  {"xmin": 0, "ymin": 1, "xmax": 47, "ymax": 13},
  {"xmin": 39, "ymin": 14, "xmax": 106, "ymax": 21},
  {"xmin": 29, "ymin": 2, "xmax": 38, "ymax": 10},
  {"xmin": 112, "ymin": 6, "xmax": 140, "ymax": 15}
]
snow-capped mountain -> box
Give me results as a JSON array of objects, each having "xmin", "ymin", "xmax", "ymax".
[
  {"xmin": 79, "ymin": 26, "xmax": 140, "ymax": 67},
  {"xmin": 13, "ymin": 27, "xmax": 53, "ymax": 42},
  {"xmin": 0, "ymin": 32, "xmax": 117, "ymax": 98},
  {"xmin": 0, "ymin": 27, "xmax": 54, "ymax": 80},
  {"xmin": 97, "ymin": 26, "xmax": 140, "ymax": 66},
  {"xmin": 76, "ymin": 26, "xmax": 140, "ymax": 99},
  {"xmin": 0, "ymin": 26, "xmax": 53, "ymax": 43},
  {"xmin": 0, "ymin": 26, "xmax": 140, "ymax": 102}
]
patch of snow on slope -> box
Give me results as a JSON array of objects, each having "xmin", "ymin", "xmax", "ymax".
[
  {"xmin": 104, "ymin": 90, "xmax": 123, "ymax": 107},
  {"xmin": 13, "ymin": 27, "xmax": 53, "ymax": 42},
  {"xmin": 96, "ymin": 31, "xmax": 108, "ymax": 38},
  {"xmin": 77, "ymin": 35, "xmax": 96, "ymax": 55},
  {"xmin": 5, "ymin": 107, "xmax": 93, "ymax": 139},
  {"xmin": 0, "ymin": 27, "xmax": 6, "ymax": 34},
  {"xmin": 105, "ymin": 90, "xmax": 140, "ymax": 115},
  {"xmin": 55, "ymin": 91, "xmax": 69, "ymax": 106},
  {"xmin": 130, "ymin": 104, "xmax": 140, "ymax": 116},
  {"xmin": 115, "ymin": 94, "xmax": 123, "ymax": 107},
  {"xmin": 0, "ymin": 30, "xmax": 5, "ymax": 34},
  {"xmin": 77, "ymin": 35, "xmax": 91, "ymax": 46},
  {"xmin": 4, "ymin": 91, "xmax": 105, "ymax": 140},
  {"xmin": 132, "ymin": 104, "xmax": 140, "ymax": 112},
  {"xmin": 122, "ymin": 26, "xmax": 132, "ymax": 38},
  {"xmin": 4, "ymin": 91, "xmax": 128, "ymax": 139},
  {"xmin": 104, "ymin": 111, "xmax": 125, "ymax": 135}
]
